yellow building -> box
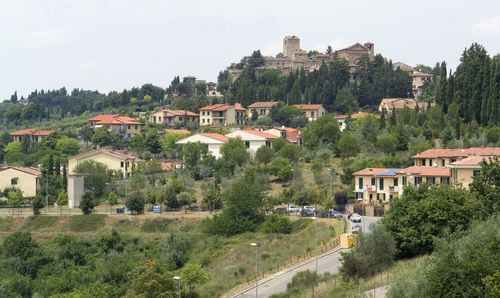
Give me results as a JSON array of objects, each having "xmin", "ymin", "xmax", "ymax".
[
  {"xmin": 0, "ymin": 166, "xmax": 41, "ymax": 197},
  {"xmin": 88, "ymin": 114, "xmax": 142, "ymax": 140},
  {"xmin": 68, "ymin": 149, "xmax": 144, "ymax": 178},
  {"xmin": 412, "ymin": 148, "xmax": 500, "ymax": 167},
  {"xmin": 448, "ymin": 156, "xmax": 494, "ymax": 189},
  {"xmin": 353, "ymin": 168, "xmax": 401, "ymax": 204},
  {"xmin": 247, "ymin": 101, "xmax": 279, "ymax": 118},
  {"xmin": 397, "ymin": 166, "xmax": 450, "ymax": 190},
  {"xmin": 9, "ymin": 129, "xmax": 53, "ymax": 143},
  {"xmin": 149, "ymin": 110, "xmax": 199, "ymax": 126},
  {"xmin": 199, "ymin": 104, "xmax": 246, "ymax": 126},
  {"xmin": 293, "ymin": 104, "xmax": 326, "ymax": 121}
]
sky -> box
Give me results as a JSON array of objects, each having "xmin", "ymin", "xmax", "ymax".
[{"xmin": 1, "ymin": 0, "xmax": 500, "ymax": 99}]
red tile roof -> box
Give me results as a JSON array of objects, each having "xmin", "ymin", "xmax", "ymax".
[
  {"xmin": 335, "ymin": 112, "xmax": 380, "ymax": 120},
  {"xmin": 200, "ymin": 104, "xmax": 234, "ymax": 112},
  {"xmin": 89, "ymin": 114, "xmax": 142, "ymax": 125},
  {"xmin": 242, "ymin": 130, "xmax": 279, "ymax": 139},
  {"xmin": 9, "ymin": 129, "xmax": 37, "ymax": 136},
  {"xmin": 399, "ymin": 166, "xmax": 450, "ymax": 177},
  {"xmin": 199, "ymin": 133, "xmax": 229, "ymax": 142},
  {"xmin": 162, "ymin": 110, "xmax": 199, "ymax": 117},
  {"xmin": 248, "ymin": 101, "xmax": 279, "ymax": 108},
  {"xmin": 8, "ymin": 166, "xmax": 42, "ymax": 176},
  {"xmin": 412, "ymin": 147, "xmax": 500, "ymax": 159},
  {"xmin": 70, "ymin": 149, "xmax": 144, "ymax": 162},
  {"xmin": 273, "ymin": 127, "xmax": 302, "ymax": 143},
  {"xmin": 32, "ymin": 130, "xmax": 53, "ymax": 136},
  {"xmin": 294, "ymin": 104, "xmax": 324, "ymax": 110},
  {"xmin": 449, "ymin": 156, "xmax": 496, "ymax": 167},
  {"xmin": 353, "ymin": 168, "xmax": 392, "ymax": 176}
]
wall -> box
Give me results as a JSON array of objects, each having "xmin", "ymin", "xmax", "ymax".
[
  {"xmin": 69, "ymin": 153, "xmax": 137, "ymax": 178},
  {"xmin": 68, "ymin": 174, "xmax": 84, "ymax": 208},
  {"xmin": 0, "ymin": 168, "xmax": 39, "ymax": 197}
]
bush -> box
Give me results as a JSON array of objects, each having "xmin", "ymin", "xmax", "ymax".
[
  {"xmin": 69, "ymin": 214, "xmax": 106, "ymax": 232},
  {"xmin": 80, "ymin": 191, "xmax": 95, "ymax": 215},
  {"xmin": 125, "ymin": 191, "xmax": 145, "ymax": 214},
  {"xmin": 261, "ymin": 215, "xmax": 292, "ymax": 234},
  {"xmin": 32, "ymin": 195, "xmax": 45, "ymax": 215},
  {"xmin": 141, "ymin": 219, "xmax": 172, "ymax": 233}
]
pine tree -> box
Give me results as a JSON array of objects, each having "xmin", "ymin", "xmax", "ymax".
[
  {"xmin": 379, "ymin": 111, "xmax": 386, "ymax": 130},
  {"xmin": 389, "ymin": 107, "xmax": 397, "ymax": 126},
  {"xmin": 436, "ymin": 62, "xmax": 447, "ymax": 111}
]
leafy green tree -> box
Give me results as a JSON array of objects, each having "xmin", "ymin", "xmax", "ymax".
[
  {"xmin": 80, "ymin": 191, "xmax": 95, "ymax": 214},
  {"xmin": 107, "ymin": 191, "xmax": 119, "ymax": 207},
  {"xmin": 163, "ymin": 179, "xmax": 186, "ymax": 209},
  {"xmin": 271, "ymin": 137, "xmax": 287, "ymax": 152},
  {"xmin": 469, "ymin": 157, "xmax": 500, "ymax": 213},
  {"xmin": 179, "ymin": 141, "xmax": 210, "ymax": 170},
  {"xmin": 255, "ymin": 145, "xmax": 274, "ymax": 164},
  {"xmin": 201, "ymin": 188, "xmax": 222, "ymax": 211},
  {"xmin": 4, "ymin": 141, "xmax": 21, "ymax": 155},
  {"xmin": 302, "ymin": 115, "xmax": 341, "ymax": 149},
  {"xmin": 335, "ymin": 87, "xmax": 359, "ymax": 114},
  {"xmin": 383, "ymin": 183, "xmax": 483, "ymax": 259},
  {"xmin": 277, "ymin": 165, "xmax": 293, "ymax": 182},
  {"xmin": 159, "ymin": 131, "xmax": 185, "ymax": 153},
  {"xmin": 261, "ymin": 215, "xmax": 292, "ymax": 234},
  {"xmin": 376, "ymin": 134, "xmax": 398, "ymax": 155},
  {"xmin": 180, "ymin": 263, "xmax": 211, "ymax": 294},
  {"xmin": 220, "ymin": 137, "xmax": 249, "ymax": 167},
  {"xmin": 126, "ymin": 259, "xmax": 175, "ymax": 297},
  {"xmin": 145, "ymin": 129, "xmax": 162, "ymax": 154},
  {"xmin": 126, "ymin": 191, "xmax": 145, "ymax": 214},
  {"xmin": 31, "ymin": 195, "xmax": 44, "ymax": 215},
  {"xmin": 251, "ymin": 108, "xmax": 259, "ymax": 121},
  {"xmin": 280, "ymin": 144, "xmax": 300, "ymax": 162},
  {"xmin": 21, "ymin": 134, "xmax": 32, "ymax": 154},
  {"xmin": 177, "ymin": 192, "xmax": 196, "ymax": 213},
  {"xmin": 336, "ymin": 133, "xmax": 360, "ymax": 159},
  {"xmin": 128, "ymin": 133, "xmax": 145, "ymax": 154},
  {"xmin": 56, "ymin": 190, "xmax": 68, "ymax": 209},
  {"xmin": 56, "ymin": 136, "xmax": 79, "ymax": 156},
  {"xmin": 80, "ymin": 126, "xmax": 93, "ymax": 144},
  {"xmin": 248, "ymin": 50, "xmax": 265, "ymax": 68},
  {"xmin": 7, "ymin": 189, "xmax": 24, "ymax": 207},
  {"xmin": 92, "ymin": 127, "xmax": 115, "ymax": 147},
  {"xmin": 269, "ymin": 104, "xmax": 305, "ymax": 127},
  {"xmin": 203, "ymin": 179, "xmax": 264, "ymax": 235},
  {"xmin": 268, "ymin": 157, "xmax": 292, "ymax": 176},
  {"xmin": 74, "ymin": 160, "xmax": 115, "ymax": 197}
]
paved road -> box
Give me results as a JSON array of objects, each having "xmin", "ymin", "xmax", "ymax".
[
  {"xmin": 232, "ymin": 247, "xmax": 348, "ymax": 298},
  {"xmin": 232, "ymin": 216, "xmax": 381, "ymax": 298}
]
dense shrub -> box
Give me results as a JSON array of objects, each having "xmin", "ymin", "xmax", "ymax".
[{"xmin": 261, "ymin": 215, "xmax": 292, "ymax": 234}]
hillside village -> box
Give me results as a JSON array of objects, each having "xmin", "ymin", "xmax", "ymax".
[{"xmin": 0, "ymin": 34, "xmax": 499, "ymax": 298}]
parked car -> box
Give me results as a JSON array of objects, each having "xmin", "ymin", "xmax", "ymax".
[
  {"xmin": 287, "ymin": 205, "xmax": 300, "ymax": 213},
  {"xmin": 330, "ymin": 210, "xmax": 343, "ymax": 219},
  {"xmin": 352, "ymin": 224, "xmax": 362, "ymax": 234},
  {"xmin": 273, "ymin": 207, "xmax": 288, "ymax": 214},
  {"xmin": 300, "ymin": 206, "xmax": 317, "ymax": 216},
  {"xmin": 351, "ymin": 213, "xmax": 362, "ymax": 223}
]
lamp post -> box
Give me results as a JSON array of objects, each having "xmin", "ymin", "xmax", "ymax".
[
  {"xmin": 311, "ymin": 216, "xmax": 318, "ymax": 297},
  {"xmin": 250, "ymin": 243, "xmax": 258, "ymax": 297},
  {"xmin": 173, "ymin": 276, "xmax": 181, "ymax": 298}
]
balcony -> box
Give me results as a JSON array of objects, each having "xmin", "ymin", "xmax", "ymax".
[{"xmin": 369, "ymin": 185, "xmax": 377, "ymax": 191}]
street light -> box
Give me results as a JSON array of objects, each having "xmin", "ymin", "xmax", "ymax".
[
  {"xmin": 173, "ymin": 276, "xmax": 181, "ymax": 298},
  {"xmin": 311, "ymin": 216, "xmax": 318, "ymax": 297},
  {"xmin": 250, "ymin": 243, "xmax": 258, "ymax": 297}
]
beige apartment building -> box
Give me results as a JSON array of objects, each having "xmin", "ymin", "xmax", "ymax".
[
  {"xmin": 149, "ymin": 110, "xmax": 199, "ymax": 126},
  {"xmin": 199, "ymin": 104, "xmax": 246, "ymax": 126},
  {"xmin": 378, "ymin": 98, "xmax": 432, "ymax": 114},
  {"xmin": 10, "ymin": 129, "xmax": 53, "ymax": 143},
  {"xmin": 335, "ymin": 112, "xmax": 379, "ymax": 131},
  {"xmin": 88, "ymin": 114, "xmax": 142, "ymax": 139},
  {"xmin": 247, "ymin": 101, "xmax": 279, "ymax": 118},
  {"xmin": 412, "ymin": 147, "xmax": 500, "ymax": 167},
  {"xmin": 294, "ymin": 104, "xmax": 326, "ymax": 121},
  {"xmin": 448, "ymin": 156, "xmax": 497, "ymax": 189},
  {"xmin": 68, "ymin": 148, "xmax": 144, "ymax": 178},
  {"xmin": 0, "ymin": 166, "xmax": 41, "ymax": 197}
]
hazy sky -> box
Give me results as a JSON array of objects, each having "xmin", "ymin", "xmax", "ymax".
[{"xmin": 1, "ymin": 0, "xmax": 500, "ymax": 99}]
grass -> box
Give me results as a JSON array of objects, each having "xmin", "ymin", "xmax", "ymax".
[
  {"xmin": 0, "ymin": 217, "xmax": 12, "ymax": 231},
  {"xmin": 141, "ymin": 218, "xmax": 172, "ymax": 233},
  {"xmin": 24, "ymin": 216, "xmax": 58, "ymax": 230},
  {"xmin": 69, "ymin": 214, "xmax": 106, "ymax": 232}
]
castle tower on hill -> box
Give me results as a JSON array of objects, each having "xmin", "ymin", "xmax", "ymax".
[{"xmin": 283, "ymin": 36, "xmax": 300, "ymax": 58}]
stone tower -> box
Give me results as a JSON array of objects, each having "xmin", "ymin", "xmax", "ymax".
[
  {"xmin": 283, "ymin": 36, "xmax": 300, "ymax": 58},
  {"xmin": 364, "ymin": 42, "xmax": 374, "ymax": 58}
]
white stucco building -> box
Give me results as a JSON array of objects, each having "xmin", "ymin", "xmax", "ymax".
[
  {"xmin": 175, "ymin": 133, "xmax": 229, "ymax": 159},
  {"xmin": 225, "ymin": 130, "xmax": 278, "ymax": 157}
]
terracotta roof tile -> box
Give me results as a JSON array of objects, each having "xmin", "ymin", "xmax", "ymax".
[
  {"xmin": 69, "ymin": 149, "xmax": 144, "ymax": 162},
  {"xmin": 9, "ymin": 129, "xmax": 37, "ymax": 136},
  {"xmin": 32, "ymin": 130, "xmax": 53, "ymax": 136},
  {"xmin": 242, "ymin": 130, "xmax": 279, "ymax": 139},
  {"xmin": 449, "ymin": 156, "xmax": 497, "ymax": 167},
  {"xmin": 90, "ymin": 114, "xmax": 142, "ymax": 125},
  {"xmin": 412, "ymin": 147, "xmax": 500, "ymax": 159},
  {"xmin": 7, "ymin": 166, "xmax": 42, "ymax": 176},
  {"xmin": 353, "ymin": 168, "xmax": 392, "ymax": 176},
  {"xmin": 248, "ymin": 101, "xmax": 279, "ymax": 108},
  {"xmin": 399, "ymin": 166, "xmax": 450, "ymax": 177},
  {"xmin": 199, "ymin": 133, "xmax": 229, "ymax": 142},
  {"xmin": 294, "ymin": 104, "xmax": 324, "ymax": 110}
]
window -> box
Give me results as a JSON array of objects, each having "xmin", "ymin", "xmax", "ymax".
[
  {"xmin": 402, "ymin": 176, "xmax": 407, "ymax": 186},
  {"xmin": 359, "ymin": 192, "xmax": 363, "ymax": 199},
  {"xmin": 128, "ymin": 125, "xmax": 131, "ymax": 129},
  {"xmin": 383, "ymin": 194, "xmax": 386, "ymax": 201},
  {"xmin": 358, "ymin": 178, "xmax": 363, "ymax": 189},
  {"xmin": 473, "ymin": 170, "xmax": 480, "ymax": 177},
  {"xmin": 379, "ymin": 178, "xmax": 384, "ymax": 190},
  {"xmin": 207, "ymin": 119, "xmax": 210, "ymax": 123},
  {"xmin": 311, "ymin": 112, "xmax": 314, "ymax": 118},
  {"xmin": 260, "ymin": 109, "xmax": 265, "ymax": 115},
  {"xmin": 422, "ymin": 159, "xmax": 426, "ymax": 166},
  {"xmin": 11, "ymin": 178, "xmax": 18, "ymax": 185},
  {"xmin": 393, "ymin": 178, "xmax": 398, "ymax": 186},
  {"xmin": 135, "ymin": 125, "xmax": 138, "ymax": 129},
  {"xmin": 377, "ymin": 193, "xmax": 380, "ymax": 200},
  {"xmin": 202, "ymin": 119, "xmax": 205, "ymax": 123},
  {"xmin": 265, "ymin": 141, "xmax": 271, "ymax": 147},
  {"xmin": 369, "ymin": 194, "xmax": 373, "ymax": 199},
  {"xmin": 245, "ymin": 141, "xmax": 250, "ymax": 148},
  {"xmin": 121, "ymin": 162, "xmax": 124, "ymax": 168},
  {"xmin": 179, "ymin": 117, "xmax": 182, "ymax": 121},
  {"xmin": 202, "ymin": 111, "xmax": 205, "ymax": 115},
  {"xmin": 441, "ymin": 159, "xmax": 445, "ymax": 166},
  {"xmin": 106, "ymin": 125, "xmax": 110, "ymax": 129},
  {"xmin": 371, "ymin": 178, "xmax": 375, "ymax": 185},
  {"xmin": 429, "ymin": 159, "xmax": 432, "ymax": 166}
]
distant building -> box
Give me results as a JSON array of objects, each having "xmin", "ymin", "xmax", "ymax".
[
  {"xmin": 149, "ymin": 110, "xmax": 199, "ymax": 126},
  {"xmin": 225, "ymin": 130, "xmax": 278, "ymax": 156},
  {"xmin": 199, "ymin": 104, "xmax": 246, "ymax": 126},
  {"xmin": 247, "ymin": 101, "xmax": 279, "ymax": 118},
  {"xmin": 378, "ymin": 98, "xmax": 433, "ymax": 114},
  {"xmin": 9, "ymin": 129, "xmax": 53, "ymax": 143},
  {"xmin": 0, "ymin": 166, "xmax": 42, "ymax": 197},
  {"xmin": 264, "ymin": 126, "xmax": 302, "ymax": 145},
  {"xmin": 294, "ymin": 104, "xmax": 326, "ymax": 121},
  {"xmin": 206, "ymin": 82, "xmax": 222, "ymax": 97},
  {"xmin": 176, "ymin": 133, "xmax": 229, "ymax": 159},
  {"xmin": 335, "ymin": 112, "xmax": 379, "ymax": 131},
  {"xmin": 88, "ymin": 114, "xmax": 142, "ymax": 140},
  {"xmin": 393, "ymin": 62, "xmax": 435, "ymax": 97},
  {"xmin": 68, "ymin": 148, "xmax": 144, "ymax": 179},
  {"xmin": 412, "ymin": 147, "xmax": 500, "ymax": 167}
]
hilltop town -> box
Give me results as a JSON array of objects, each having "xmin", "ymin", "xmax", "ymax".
[{"xmin": 0, "ymin": 35, "xmax": 499, "ymax": 297}]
